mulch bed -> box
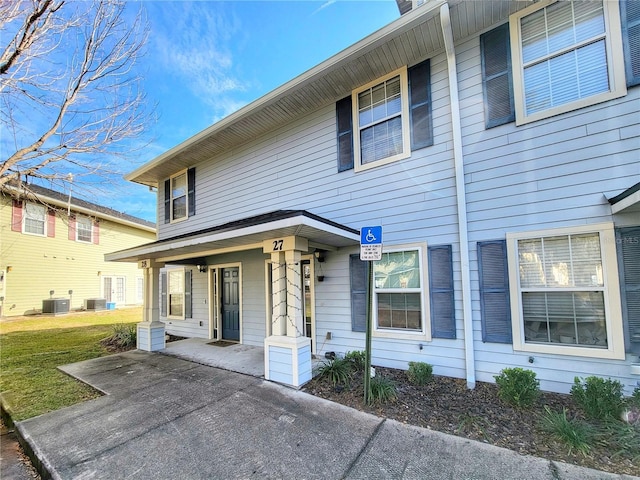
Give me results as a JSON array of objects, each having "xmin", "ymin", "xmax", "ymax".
[{"xmin": 302, "ymin": 366, "xmax": 639, "ymax": 476}]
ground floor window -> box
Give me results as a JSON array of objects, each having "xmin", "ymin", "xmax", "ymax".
[
  {"xmin": 373, "ymin": 244, "xmax": 428, "ymax": 339},
  {"xmin": 168, "ymin": 269, "xmax": 185, "ymax": 318},
  {"xmin": 507, "ymin": 223, "xmax": 624, "ymax": 359}
]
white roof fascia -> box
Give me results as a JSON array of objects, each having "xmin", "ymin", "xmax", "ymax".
[
  {"xmin": 611, "ymin": 190, "xmax": 640, "ymax": 214},
  {"xmin": 125, "ymin": 0, "xmax": 445, "ymax": 183},
  {"xmin": 106, "ymin": 214, "xmax": 360, "ymax": 262}
]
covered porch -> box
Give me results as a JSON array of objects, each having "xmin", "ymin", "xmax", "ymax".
[
  {"xmin": 106, "ymin": 210, "xmax": 359, "ymax": 388},
  {"xmin": 161, "ymin": 337, "xmax": 326, "ymax": 379}
]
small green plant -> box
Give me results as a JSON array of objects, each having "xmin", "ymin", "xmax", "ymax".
[
  {"xmin": 628, "ymin": 386, "xmax": 640, "ymax": 408},
  {"xmin": 344, "ymin": 350, "xmax": 366, "ymax": 371},
  {"xmin": 103, "ymin": 323, "xmax": 137, "ymax": 349},
  {"xmin": 315, "ymin": 357, "xmax": 352, "ymax": 386},
  {"xmin": 407, "ymin": 361, "xmax": 433, "ymax": 386},
  {"xmin": 494, "ymin": 367, "xmax": 540, "ymax": 408},
  {"xmin": 456, "ymin": 413, "xmax": 491, "ymax": 442},
  {"xmin": 596, "ymin": 420, "xmax": 640, "ymax": 461},
  {"xmin": 540, "ymin": 406, "xmax": 593, "ymax": 456},
  {"xmin": 570, "ymin": 376, "xmax": 625, "ymax": 420},
  {"xmin": 368, "ymin": 375, "xmax": 397, "ymax": 404}
]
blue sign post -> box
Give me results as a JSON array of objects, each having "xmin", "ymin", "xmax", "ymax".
[{"xmin": 360, "ymin": 225, "xmax": 382, "ymax": 404}]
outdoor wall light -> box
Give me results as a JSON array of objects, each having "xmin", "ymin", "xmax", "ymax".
[
  {"xmin": 49, "ymin": 290, "xmax": 55, "ymax": 298},
  {"xmin": 197, "ymin": 265, "xmax": 208, "ymax": 273},
  {"xmin": 314, "ymin": 250, "xmax": 325, "ymax": 262}
]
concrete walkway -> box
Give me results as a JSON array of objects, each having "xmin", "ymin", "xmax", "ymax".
[{"xmin": 11, "ymin": 351, "xmax": 639, "ymax": 480}]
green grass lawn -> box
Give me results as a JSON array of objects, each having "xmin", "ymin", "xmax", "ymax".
[{"xmin": 0, "ymin": 308, "xmax": 141, "ymax": 421}]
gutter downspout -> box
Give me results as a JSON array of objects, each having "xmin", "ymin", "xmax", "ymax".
[{"xmin": 440, "ymin": 2, "xmax": 476, "ymax": 389}]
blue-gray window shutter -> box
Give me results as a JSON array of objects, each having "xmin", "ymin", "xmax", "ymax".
[
  {"xmin": 336, "ymin": 96, "xmax": 354, "ymax": 172},
  {"xmin": 185, "ymin": 270, "xmax": 193, "ymax": 319},
  {"xmin": 187, "ymin": 167, "xmax": 196, "ymax": 217},
  {"xmin": 617, "ymin": 227, "xmax": 640, "ymax": 353},
  {"xmin": 428, "ymin": 245, "xmax": 455, "ymax": 339},
  {"xmin": 480, "ymin": 23, "xmax": 515, "ymax": 128},
  {"xmin": 350, "ymin": 254, "xmax": 368, "ymax": 332},
  {"xmin": 160, "ymin": 272, "xmax": 167, "ymax": 317},
  {"xmin": 408, "ymin": 59, "xmax": 433, "ymax": 151},
  {"xmin": 622, "ymin": 0, "xmax": 640, "ymax": 86},
  {"xmin": 164, "ymin": 179, "xmax": 170, "ymax": 224},
  {"xmin": 478, "ymin": 240, "xmax": 512, "ymax": 343}
]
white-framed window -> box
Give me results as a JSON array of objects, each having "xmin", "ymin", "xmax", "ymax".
[
  {"xmin": 510, "ymin": 0, "xmax": 626, "ymax": 125},
  {"xmin": 23, "ymin": 202, "xmax": 46, "ymax": 236},
  {"xmin": 76, "ymin": 216, "xmax": 93, "ymax": 243},
  {"xmin": 506, "ymin": 223, "xmax": 625, "ymax": 359},
  {"xmin": 170, "ymin": 170, "xmax": 188, "ymax": 222},
  {"xmin": 372, "ymin": 243, "xmax": 430, "ymax": 340},
  {"xmin": 352, "ymin": 67, "xmax": 411, "ymax": 172},
  {"xmin": 167, "ymin": 268, "xmax": 185, "ymax": 319}
]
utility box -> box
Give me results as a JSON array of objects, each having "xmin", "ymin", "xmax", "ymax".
[
  {"xmin": 42, "ymin": 298, "xmax": 70, "ymax": 315},
  {"xmin": 85, "ymin": 298, "xmax": 106, "ymax": 311}
]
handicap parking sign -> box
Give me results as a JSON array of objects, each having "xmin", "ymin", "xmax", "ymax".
[{"xmin": 360, "ymin": 226, "xmax": 382, "ymax": 260}]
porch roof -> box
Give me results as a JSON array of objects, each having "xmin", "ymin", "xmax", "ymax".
[
  {"xmin": 105, "ymin": 210, "xmax": 360, "ymax": 263},
  {"xmin": 608, "ymin": 181, "xmax": 640, "ymax": 214}
]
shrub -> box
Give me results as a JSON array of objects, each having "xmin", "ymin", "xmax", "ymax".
[
  {"xmin": 344, "ymin": 350, "xmax": 366, "ymax": 371},
  {"xmin": 570, "ymin": 376, "xmax": 625, "ymax": 420},
  {"xmin": 629, "ymin": 386, "xmax": 640, "ymax": 408},
  {"xmin": 540, "ymin": 406, "xmax": 593, "ymax": 456},
  {"xmin": 494, "ymin": 367, "xmax": 540, "ymax": 408},
  {"xmin": 368, "ymin": 376, "xmax": 397, "ymax": 404},
  {"xmin": 407, "ymin": 361, "xmax": 433, "ymax": 386},
  {"xmin": 102, "ymin": 323, "xmax": 137, "ymax": 349},
  {"xmin": 315, "ymin": 357, "xmax": 352, "ymax": 386}
]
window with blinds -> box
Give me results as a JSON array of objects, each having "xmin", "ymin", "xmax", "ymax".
[
  {"xmin": 507, "ymin": 223, "xmax": 625, "ymax": 360},
  {"xmin": 510, "ymin": 0, "xmax": 627, "ymax": 125}
]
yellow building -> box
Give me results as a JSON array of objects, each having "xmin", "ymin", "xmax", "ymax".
[{"xmin": 0, "ymin": 184, "xmax": 156, "ymax": 317}]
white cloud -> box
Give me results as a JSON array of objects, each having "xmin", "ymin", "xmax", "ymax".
[{"xmin": 146, "ymin": 2, "xmax": 247, "ymax": 117}]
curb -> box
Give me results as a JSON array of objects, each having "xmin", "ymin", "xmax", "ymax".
[{"xmin": 0, "ymin": 393, "xmax": 53, "ymax": 480}]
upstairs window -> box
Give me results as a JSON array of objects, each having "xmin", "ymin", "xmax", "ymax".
[
  {"xmin": 76, "ymin": 216, "xmax": 93, "ymax": 243},
  {"xmin": 171, "ymin": 172, "xmax": 187, "ymax": 221},
  {"xmin": 510, "ymin": 0, "xmax": 627, "ymax": 125},
  {"xmin": 354, "ymin": 69, "xmax": 409, "ymax": 170},
  {"xmin": 164, "ymin": 167, "xmax": 196, "ymax": 224},
  {"xmin": 24, "ymin": 202, "xmax": 46, "ymax": 236},
  {"xmin": 338, "ymin": 62, "xmax": 432, "ymax": 173}
]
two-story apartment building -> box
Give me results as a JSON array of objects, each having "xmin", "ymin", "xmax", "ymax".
[
  {"xmin": 1, "ymin": 183, "xmax": 156, "ymax": 316},
  {"xmin": 108, "ymin": 0, "xmax": 639, "ymax": 393}
]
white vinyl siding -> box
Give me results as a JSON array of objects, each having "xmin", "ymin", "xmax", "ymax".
[
  {"xmin": 510, "ymin": 0, "xmax": 627, "ymax": 125},
  {"xmin": 24, "ymin": 202, "xmax": 46, "ymax": 236},
  {"xmin": 507, "ymin": 223, "xmax": 625, "ymax": 360}
]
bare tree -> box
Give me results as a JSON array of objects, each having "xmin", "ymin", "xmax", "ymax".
[{"xmin": 0, "ymin": 0, "xmax": 151, "ymax": 193}]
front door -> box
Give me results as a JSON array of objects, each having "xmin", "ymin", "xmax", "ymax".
[{"xmin": 221, "ymin": 267, "xmax": 240, "ymax": 341}]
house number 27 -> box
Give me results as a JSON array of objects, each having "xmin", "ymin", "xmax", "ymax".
[{"xmin": 272, "ymin": 239, "xmax": 284, "ymax": 251}]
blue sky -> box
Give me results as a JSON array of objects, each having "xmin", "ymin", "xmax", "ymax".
[{"xmin": 110, "ymin": 0, "xmax": 400, "ymax": 222}]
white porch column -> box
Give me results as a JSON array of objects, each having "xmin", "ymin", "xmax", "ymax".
[
  {"xmin": 137, "ymin": 259, "xmax": 165, "ymax": 351},
  {"xmin": 263, "ymin": 237, "xmax": 311, "ymax": 388},
  {"xmin": 285, "ymin": 249, "xmax": 304, "ymax": 338},
  {"xmin": 270, "ymin": 251, "xmax": 287, "ymax": 336}
]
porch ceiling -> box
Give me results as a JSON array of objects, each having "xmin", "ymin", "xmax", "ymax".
[
  {"xmin": 127, "ymin": 1, "xmax": 531, "ymax": 187},
  {"xmin": 105, "ymin": 210, "xmax": 360, "ymax": 263}
]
